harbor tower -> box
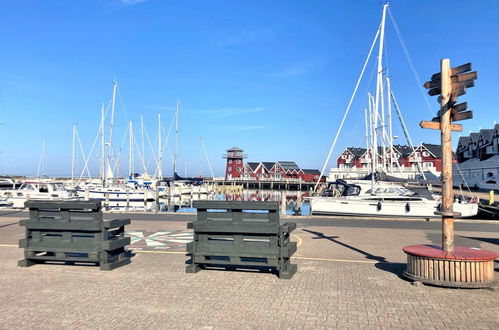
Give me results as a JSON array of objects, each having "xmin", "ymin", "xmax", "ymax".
[{"xmin": 223, "ymin": 147, "xmax": 246, "ymax": 180}]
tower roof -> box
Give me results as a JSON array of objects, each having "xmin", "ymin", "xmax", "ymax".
[{"xmin": 226, "ymin": 146, "xmax": 243, "ymax": 152}]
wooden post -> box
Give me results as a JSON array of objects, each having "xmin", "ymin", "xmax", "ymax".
[
  {"xmin": 126, "ymin": 189, "xmax": 130, "ymax": 211},
  {"xmin": 105, "ymin": 192, "xmax": 110, "ymax": 211},
  {"xmin": 155, "ymin": 187, "xmax": 159, "ymax": 214},
  {"xmin": 440, "ymin": 58, "xmax": 454, "ymax": 253}
]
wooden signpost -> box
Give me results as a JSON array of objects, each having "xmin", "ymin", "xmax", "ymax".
[{"xmin": 403, "ymin": 59, "xmax": 498, "ymax": 288}]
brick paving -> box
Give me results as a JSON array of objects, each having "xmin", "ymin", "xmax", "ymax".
[
  {"xmin": 0, "ymin": 215, "xmax": 498, "ymax": 329},
  {"xmin": 1, "ymin": 247, "xmax": 498, "ymax": 329}
]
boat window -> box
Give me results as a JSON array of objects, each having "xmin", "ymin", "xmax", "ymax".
[
  {"xmin": 53, "ymin": 183, "xmax": 65, "ymax": 191},
  {"xmin": 39, "ymin": 185, "xmax": 49, "ymax": 193},
  {"xmin": 20, "ymin": 183, "xmax": 35, "ymax": 191}
]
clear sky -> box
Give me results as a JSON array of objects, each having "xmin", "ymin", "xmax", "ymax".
[{"xmin": 0, "ymin": 0, "xmax": 498, "ymax": 177}]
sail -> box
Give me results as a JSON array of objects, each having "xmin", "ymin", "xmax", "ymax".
[{"xmin": 106, "ymin": 161, "xmax": 114, "ymax": 179}]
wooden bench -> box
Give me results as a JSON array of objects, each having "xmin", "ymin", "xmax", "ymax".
[
  {"xmin": 186, "ymin": 201, "xmax": 297, "ymax": 279},
  {"xmin": 19, "ymin": 200, "xmax": 131, "ymax": 270}
]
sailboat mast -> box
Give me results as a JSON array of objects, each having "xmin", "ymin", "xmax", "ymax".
[
  {"xmin": 157, "ymin": 113, "xmax": 162, "ymax": 179},
  {"xmin": 129, "ymin": 120, "xmax": 134, "ymax": 177},
  {"xmin": 174, "ymin": 99, "xmax": 180, "ymax": 176},
  {"xmin": 141, "ymin": 114, "xmax": 145, "ymax": 174},
  {"xmin": 71, "ymin": 124, "xmax": 76, "ymax": 183},
  {"xmin": 373, "ymin": 3, "xmax": 388, "ymax": 177},
  {"xmin": 386, "ymin": 76, "xmax": 394, "ymax": 172},
  {"xmin": 107, "ymin": 80, "xmax": 117, "ymax": 186},
  {"xmin": 364, "ymin": 108, "xmax": 369, "ymax": 150},
  {"xmin": 100, "ymin": 103, "xmax": 105, "ymax": 185}
]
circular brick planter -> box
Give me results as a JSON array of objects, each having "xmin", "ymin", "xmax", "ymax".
[{"xmin": 402, "ymin": 245, "xmax": 498, "ymax": 288}]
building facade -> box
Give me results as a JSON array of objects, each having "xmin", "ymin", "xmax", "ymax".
[
  {"xmin": 454, "ymin": 124, "xmax": 499, "ymax": 190},
  {"xmin": 224, "ymin": 147, "xmax": 323, "ymax": 182},
  {"xmin": 330, "ymin": 143, "xmax": 449, "ymax": 181}
]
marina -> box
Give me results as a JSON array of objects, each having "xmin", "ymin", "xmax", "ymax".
[{"xmin": 0, "ymin": 1, "xmax": 498, "ymax": 329}]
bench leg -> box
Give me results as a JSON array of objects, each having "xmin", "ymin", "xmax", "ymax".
[
  {"xmin": 278, "ymin": 259, "xmax": 297, "ymax": 279},
  {"xmin": 186, "ymin": 263, "xmax": 202, "ymax": 273}
]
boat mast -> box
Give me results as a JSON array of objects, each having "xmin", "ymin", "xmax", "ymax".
[
  {"xmin": 107, "ymin": 80, "xmax": 117, "ymax": 186},
  {"xmin": 174, "ymin": 99, "xmax": 180, "ymax": 176},
  {"xmin": 141, "ymin": 114, "xmax": 146, "ymax": 175},
  {"xmin": 157, "ymin": 113, "xmax": 162, "ymax": 179},
  {"xmin": 364, "ymin": 108, "xmax": 369, "ymax": 151},
  {"xmin": 374, "ymin": 3, "xmax": 388, "ymax": 176},
  {"xmin": 129, "ymin": 120, "xmax": 134, "ymax": 177},
  {"xmin": 100, "ymin": 103, "xmax": 105, "ymax": 185},
  {"xmin": 71, "ymin": 124, "xmax": 77, "ymax": 183},
  {"xmin": 386, "ymin": 75, "xmax": 394, "ymax": 173}
]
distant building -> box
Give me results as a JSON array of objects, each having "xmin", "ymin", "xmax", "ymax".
[
  {"xmin": 224, "ymin": 147, "xmax": 323, "ymax": 182},
  {"xmin": 330, "ymin": 143, "xmax": 451, "ymax": 181},
  {"xmin": 454, "ymin": 124, "xmax": 499, "ymax": 190},
  {"xmin": 223, "ymin": 147, "xmax": 246, "ymax": 180}
]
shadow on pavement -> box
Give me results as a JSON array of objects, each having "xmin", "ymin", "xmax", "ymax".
[
  {"xmin": 0, "ymin": 221, "xmax": 19, "ymax": 229},
  {"xmin": 459, "ymin": 236, "xmax": 499, "ymax": 246},
  {"xmin": 302, "ymin": 229, "xmax": 408, "ymax": 278},
  {"xmin": 302, "ymin": 229, "xmax": 387, "ymax": 262}
]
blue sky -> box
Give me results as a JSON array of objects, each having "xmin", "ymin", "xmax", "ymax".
[{"xmin": 0, "ymin": 0, "xmax": 498, "ymax": 177}]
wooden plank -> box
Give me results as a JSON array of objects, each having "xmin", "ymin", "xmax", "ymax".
[
  {"xmin": 449, "ymin": 261, "xmax": 455, "ymax": 282},
  {"xmin": 461, "ymin": 261, "xmax": 466, "ymax": 282},
  {"xmin": 465, "ymin": 262, "xmax": 471, "ymax": 283},
  {"xmin": 443, "ymin": 260, "xmax": 449, "ymax": 281},
  {"xmin": 437, "ymin": 102, "xmax": 468, "ymax": 117},
  {"xmin": 430, "ymin": 62, "xmax": 472, "ymax": 81},
  {"xmin": 438, "ymin": 260, "xmax": 444, "ymax": 281},
  {"xmin": 452, "ymin": 111, "xmax": 473, "ymax": 122},
  {"xmin": 419, "ymin": 121, "xmax": 463, "ymax": 132},
  {"xmin": 428, "ymin": 258, "xmax": 434, "ymax": 280}
]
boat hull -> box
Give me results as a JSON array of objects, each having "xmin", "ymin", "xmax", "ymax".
[{"xmin": 309, "ymin": 197, "xmax": 478, "ymax": 218}]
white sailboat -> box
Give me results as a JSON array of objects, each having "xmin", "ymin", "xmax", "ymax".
[
  {"xmin": 309, "ymin": 4, "xmax": 478, "ymax": 219},
  {"xmin": 73, "ymin": 80, "xmax": 160, "ymax": 210}
]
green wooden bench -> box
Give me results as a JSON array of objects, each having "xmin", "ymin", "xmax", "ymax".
[
  {"xmin": 186, "ymin": 201, "xmax": 297, "ymax": 279},
  {"xmin": 19, "ymin": 200, "xmax": 131, "ymax": 270}
]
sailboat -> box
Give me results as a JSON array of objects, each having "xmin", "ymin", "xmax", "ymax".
[
  {"xmin": 73, "ymin": 80, "xmax": 158, "ymax": 210},
  {"xmin": 309, "ymin": 4, "xmax": 478, "ymax": 218}
]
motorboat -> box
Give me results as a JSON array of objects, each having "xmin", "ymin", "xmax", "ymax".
[{"xmin": 1, "ymin": 180, "xmax": 79, "ymax": 208}]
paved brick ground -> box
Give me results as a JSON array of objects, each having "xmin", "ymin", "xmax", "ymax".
[
  {"xmin": 1, "ymin": 213, "xmax": 498, "ymax": 329},
  {"xmin": 0, "ymin": 246, "xmax": 498, "ymax": 329}
]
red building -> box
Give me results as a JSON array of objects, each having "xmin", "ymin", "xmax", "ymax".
[
  {"xmin": 336, "ymin": 143, "xmax": 453, "ymax": 172},
  {"xmin": 223, "ymin": 147, "xmax": 246, "ymax": 180},
  {"xmin": 224, "ymin": 147, "xmax": 323, "ymax": 182}
]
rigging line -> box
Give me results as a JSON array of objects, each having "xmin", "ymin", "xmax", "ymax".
[
  {"xmin": 387, "ymin": 7, "xmax": 434, "ymax": 116},
  {"xmin": 160, "ymin": 113, "xmax": 177, "ymax": 164},
  {"xmin": 161, "ymin": 126, "xmax": 175, "ymax": 166},
  {"xmin": 144, "ymin": 130, "xmax": 158, "ymax": 168},
  {"xmin": 78, "ymin": 114, "xmax": 105, "ymax": 180},
  {"xmin": 110, "ymin": 125, "xmax": 130, "ymax": 176},
  {"xmin": 132, "ymin": 133, "xmax": 148, "ymax": 175},
  {"xmin": 75, "ymin": 129, "xmax": 92, "ymax": 180},
  {"xmin": 390, "ymin": 89, "xmax": 426, "ymax": 180},
  {"xmin": 315, "ymin": 26, "xmax": 381, "ymax": 192},
  {"xmin": 116, "ymin": 84, "xmax": 131, "ymax": 123}
]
